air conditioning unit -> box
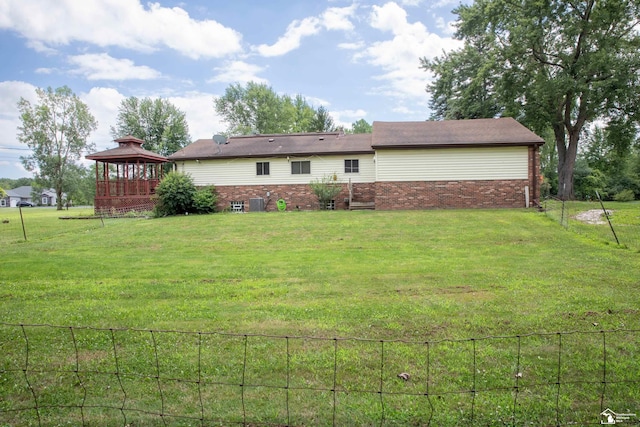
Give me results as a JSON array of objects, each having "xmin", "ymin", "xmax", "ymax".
[{"xmin": 249, "ymin": 198, "xmax": 265, "ymax": 212}]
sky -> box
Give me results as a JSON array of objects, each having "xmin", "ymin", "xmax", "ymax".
[{"xmin": 0, "ymin": 0, "xmax": 466, "ymax": 180}]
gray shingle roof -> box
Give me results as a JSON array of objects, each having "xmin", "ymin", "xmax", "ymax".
[
  {"xmin": 167, "ymin": 118, "xmax": 544, "ymax": 161},
  {"xmin": 372, "ymin": 118, "xmax": 545, "ymax": 148},
  {"xmin": 168, "ymin": 132, "xmax": 374, "ymax": 161}
]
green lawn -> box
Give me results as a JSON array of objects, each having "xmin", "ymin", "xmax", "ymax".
[{"xmin": 1, "ymin": 207, "xmax": 639, "ymax": 425}]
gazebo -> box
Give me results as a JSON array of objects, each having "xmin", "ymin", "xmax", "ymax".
[{"xmin": 86, "ymin": 136, "xmax": 168, "ymax": 214}]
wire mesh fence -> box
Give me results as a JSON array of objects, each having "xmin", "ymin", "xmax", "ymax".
[
  {"xmin": 0, "ymin": 206, "xmax": 153, "ymax": 244},
  {"xmin": 1, "ymin": 323, "xmax": 639, "ymax": 426},
  {"xmin": 542, "ymin": 196, "xmax": 640, "ymax": 251}
]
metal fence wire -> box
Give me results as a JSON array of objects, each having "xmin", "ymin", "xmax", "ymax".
[
  {"xmin": 542, "ymin": 196, "xmax": 640, "ymax": 251},
  {"xmin": 1, "ymin": 323, "xmax": 639, "ymax": 426}
]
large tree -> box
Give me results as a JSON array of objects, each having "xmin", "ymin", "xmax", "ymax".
[
  {"xmin": 423, "ymin": 0, "xmax": 640, "ymax": 199},
  {"xmin": 111, "ymin": 97, "xmax": 190, "ymax": 157},
  {"xmin": 215, "ymin": 82, "xmax": 334, "ymax": 135},
  {"xmin": 18, "ymin": 86, "xmax": 97, "ymax": 210}
]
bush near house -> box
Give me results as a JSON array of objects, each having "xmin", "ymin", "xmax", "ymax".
[
  {"xmin": 155, "ymin": 172, "xmax": 218, "ymax": 216},
  {"xmin": 309, "ymin": 173, "xmax": 342, "ymax": 210}
]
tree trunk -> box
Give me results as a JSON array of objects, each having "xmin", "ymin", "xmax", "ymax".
[
  {"xmin": 56, "ymin": 186, "xmax": 63, "ymax": 210},
  {"xmin": 556, "ymin": 126, "xmax": 580, "ymax": 200}
]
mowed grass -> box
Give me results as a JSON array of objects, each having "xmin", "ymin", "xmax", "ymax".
[{"xmin": 1, "ymin": 207, "xmax": 639, "ymax": 425}]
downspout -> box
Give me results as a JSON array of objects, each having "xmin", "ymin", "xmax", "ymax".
[{"xmin": 532, "ymin": 145, "xmax": 538, "ymax": 207}]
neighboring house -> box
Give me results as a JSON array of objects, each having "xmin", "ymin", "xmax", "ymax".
[
  {"xmin": 0, "ymin": 186, "xmax": 63, "ymax": 207},
  {"xmin": 168, "ymin": 118, "xmax": 545, "ymax": 212}
]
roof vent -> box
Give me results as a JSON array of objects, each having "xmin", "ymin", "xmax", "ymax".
[
  {"xmin": 268, "ymin": 138, "xmax": 275, "ymax": 142},
  {"xmin": 318, "ymin": 136, "xmax": 324, "ymax": 141}
]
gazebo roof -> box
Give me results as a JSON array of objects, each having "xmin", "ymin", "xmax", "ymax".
[{"xmin": 86, "ymin": 135, "xmax": 168, "ymax": 163}]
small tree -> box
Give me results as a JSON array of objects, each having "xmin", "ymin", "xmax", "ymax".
[
  {"xmin": 154, "ymin": 172, "xmax": 196, "ymax": 216},
  {"xmin": 309, "ymin": 174, "xmax": 343, "ymax": 210}
]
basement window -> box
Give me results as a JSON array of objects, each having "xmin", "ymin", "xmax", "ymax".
[
  {"xmin": 230, "ymin": 201, "xmax": 245, "ymax": 213},
  {"xmin": 291, "ymin": 160, "xmax": 311, "ymax": 175},
  {"xmin": 256, "ymin": 162, "xmax": 270, "ymax": 176},
  {"xmin": 344, "ymin": 159, "xmax": 359, "ymax": 173},
  {"xmin": 325, "ymin": 200, "xmax": 336, "ymax": 210}
]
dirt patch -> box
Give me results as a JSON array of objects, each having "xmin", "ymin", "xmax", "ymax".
[{"xmin": 575, "ymin": 209, "xmax": 612, "ymax": 225}]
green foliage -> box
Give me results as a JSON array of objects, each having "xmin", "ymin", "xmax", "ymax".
[
  {"xmin": 309, "ymin": 173, "xmax": 342, "ymax": 209},
  {"xmin": 348, "ymin": 119, "xmax": 372, "ymax": 134},
  {"xmin": 17, "ymin": 86, "xmax": 98, "ymax": 210},
  {"xmin": 421, "ymin": 41, "xmax": 502, "ymax": 120},
  {"xmin": 425, "ymin": 0, "xmax": 640, "ymax": 199},
  {"xmin": 215, "ymin": 82, "xmax": 336, "ymax": 135},
  {"xmin": 614, "ymin": 189, "xmax": 635, "ymax": 202},
  {"xmin": 192, "ymin": 186, "xmax": 218, "ymax": 214},
  {"xmin": 154, "ymin": 172, "xmax": 196, "ymax": 216},
  {"xmin": 0, "ymin": 177, "xmax": 33, "ymax": 190},
  {"xmin": 111, "ymin": 97, "xmax": 191, "ymax": 157},
  {"xmin": 309, "ymin": 105, "xmax": 336, "ymax": 132},
  {"xmin": 573, "ymin": 159, "xmax": 606, "ymax": 200}
]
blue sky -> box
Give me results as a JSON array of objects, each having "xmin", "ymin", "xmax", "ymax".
[{"xmin": 0, "ymin": 0, "xmax": 464, "ymax": 179}]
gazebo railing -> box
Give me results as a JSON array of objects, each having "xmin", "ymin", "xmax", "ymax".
[{"xmin": 95, "ymin": 179, "xmax": 161, "ymax": 198}]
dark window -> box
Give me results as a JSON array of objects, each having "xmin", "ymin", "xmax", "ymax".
[
  {"xmin": 345, "ymin": 159, "xmax": 359, "ymax": 173},
  {"xmin": 291, "ymin": 160, "xmax": 311, "ymax": 174},
  {"xmin": 256, "ymin": 162, "xmax": 270, "ymax": 176}
]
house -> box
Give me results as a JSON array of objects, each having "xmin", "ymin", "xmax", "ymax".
[
  {"xmin": 168, "ymin": 118, "xmax": 545, "ymax": 212},
  {"xmin": 0, "ymin": 186, "xmax": 63, "ymax": 207}
]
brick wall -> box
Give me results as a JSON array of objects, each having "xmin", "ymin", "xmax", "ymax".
[
  {"xmin": 375, "ymin": 180, "xmax": 530, "ymax": 210},
  {"xmin": 214, "ymin": 183, "xmax": 375, "ymax": 212}
]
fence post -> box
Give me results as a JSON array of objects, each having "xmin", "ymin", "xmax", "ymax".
[{"xmin": 595, "ymin": 191, "xmax": 620, "ymax": 245}]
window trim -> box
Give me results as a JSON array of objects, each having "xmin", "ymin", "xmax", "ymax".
[
  {"xmin": 256, "ymin": 161, "xmax": 270, "ymax": 176},
  {"xmin": 291, "ymin": 160, "xmax": 311, "ymax": 175},
  {"xmin": 344, "ymin": 159, "xmax": 359, "ymax": 173}
]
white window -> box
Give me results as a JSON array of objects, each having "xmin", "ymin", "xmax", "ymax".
[{"xmin": 325, "ymin": 200, "xmax": 336, "ymax": 210}]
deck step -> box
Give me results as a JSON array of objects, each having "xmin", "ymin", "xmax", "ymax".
[{"xmin": 349, "ymin": 201, "xmax": 375, "ymax": 210}]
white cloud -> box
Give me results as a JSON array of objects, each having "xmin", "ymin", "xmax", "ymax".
[
  {"xmin": 169, "ymin": 92, "xmax": 226, "ymax": 140},
  {"xmin": 254, "ymin": 4, "xmax": 357, "ymax": 57},
  {"xmin": 80, "ymin": 87, "xmax": 126, "ymax": 152},
  {"xmin": 331, "ymin": 108, "xmax": 368, "ymax": 129},
  {"xmin": 254, "ymin": 16, "xmax": 321, "ymax": 57},
  {"xmin": 69, "ymin": 53, "xmax": 161, "ymax": 81},
  {"xmin": 434, "ymin": 16, "xmax": 457, "ymax": 36},
  {"xmin": 0, "ymin": 0, "xmax": 243, "ymax": 59},
  {"xmin": 208, "ymin": 61, "xmax": 268, "ymax": 84},
  {"xmin": 338, "ymin": 41, "xmax": 365, "ymax": 50},
  {"xmin": 322, "ymin": 5, "xmax": 357, "ymax": 31},
  {"xmin": 0, "ymin": 81, "xmax": 38, "ymax": 178},
  {"xmin": 356, "ymin": 2, "xmax": 461, "ymax": 100}
]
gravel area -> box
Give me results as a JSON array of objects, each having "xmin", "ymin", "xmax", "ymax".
[{"xmin": 575, "ymin": 209, "xmax": 612, "ymax": 225}]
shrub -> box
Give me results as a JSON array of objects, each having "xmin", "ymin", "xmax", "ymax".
[
  {"xmin": 309, "ymin": 173, "xmax": 343, "ymax": 210},
  {"xmin": 613, "ymin": 189, "xmax": 635, "ymax": 202},
  {"xmin": 193, "ymin": 186, "xmax": 218, "ymax": 214},
  {"xmin": 154, "ymin": 172, "xmax": 196, "ymax": 216}
]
